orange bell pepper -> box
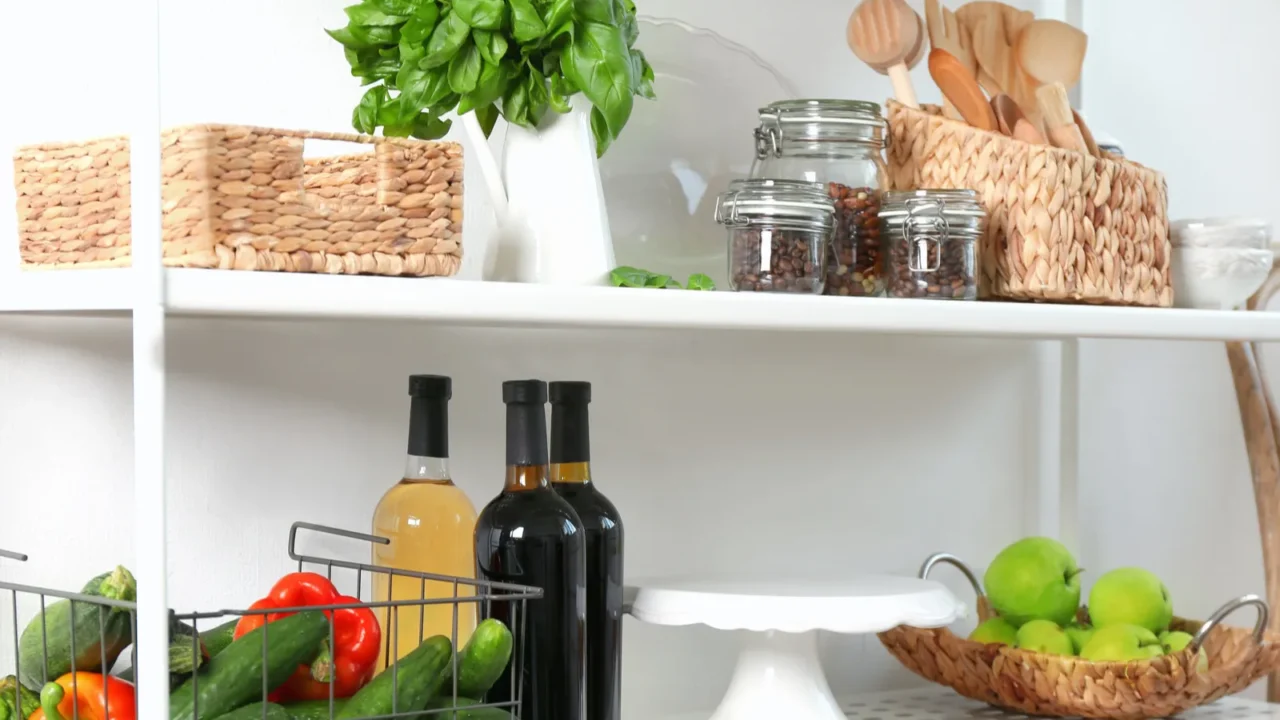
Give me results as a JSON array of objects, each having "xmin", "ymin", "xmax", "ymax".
[{"xmin": 29, "ymin": 673, "xmax": 135, "ymax": 720}]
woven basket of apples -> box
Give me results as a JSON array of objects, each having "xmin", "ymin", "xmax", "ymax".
[{"xmin": 878, "ymin": 538, "xmax": 1280, "ymax": 719}]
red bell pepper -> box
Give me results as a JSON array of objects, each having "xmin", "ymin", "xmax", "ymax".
[
  {"xmin": 234, "ymin": 572, "xmax": 381, "ymax": 702},
  {"xmin": 29, "ymin": 673, "xmax": 135, "ymax": 720}
]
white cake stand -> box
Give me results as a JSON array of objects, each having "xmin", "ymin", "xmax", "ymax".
[{"xmin": 627, "ymin": 577, "xmax": 964, "ymax": 720}]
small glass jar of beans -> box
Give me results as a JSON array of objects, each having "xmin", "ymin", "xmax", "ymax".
[
  {"xmin": 715, "ymin": 179, "xmax": 835, "ymax": 294},
  {"xmin": 750, "ymin": 99, "xmax": 888, "ymax": 297},
  {"xmin": 879, "ymin": 190, "xmax": 986, "ymax": 300}
]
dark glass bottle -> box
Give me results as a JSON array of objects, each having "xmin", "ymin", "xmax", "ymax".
[
  {"xmin": 475, "ymin": 380, "xmax": 586, "ymax": 720},
  {"xmin": 550, "ymin": 382, "xmax": 624, "ymax": 720}
]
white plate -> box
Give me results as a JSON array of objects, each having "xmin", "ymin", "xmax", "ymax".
[{"xmin": 599, "ymin": 18, "xmax": 798, "ymax": 290}]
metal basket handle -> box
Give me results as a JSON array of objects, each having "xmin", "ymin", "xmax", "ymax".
[
  {"xmin": 0, "ymin": 550, "xmax": 28, "ymax": 563},
  {"xmin": 1191, "ymin": 594, "xmax": 1269, "ymax": 653},
  {"xmin": 919, "ymin": 552, "xmax": 984, "ymax": 598}
]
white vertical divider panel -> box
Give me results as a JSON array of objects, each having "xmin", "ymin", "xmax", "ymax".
[
  {"xmin": 130, "ymin": 0, "xmax": 169, "ymax": 716},
  {"xmin": 1030, "ymin": 341, "xmax": 1080, "ymax": 549}
]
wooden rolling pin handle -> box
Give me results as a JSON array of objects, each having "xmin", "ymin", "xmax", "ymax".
[{"xmin": 887, "ymin": 63, "xmax": 919, "ymax": 108}]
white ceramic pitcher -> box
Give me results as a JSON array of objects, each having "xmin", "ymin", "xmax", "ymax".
[{"xmin": 462, "ymin": 97, "xmax": 615, "ymax": 286}]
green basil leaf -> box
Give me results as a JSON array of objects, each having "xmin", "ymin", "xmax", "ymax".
[
  {"xmin": 475, "ymin": 103, "xmax": 500, "ymax": 137},
  {"xmin": 412, "ymin": 112, "xmax": 453, "ymax": 140},
  {"xmin": 448, "ymin": 41, "xmax": 483, "ymax": 94},
  {"xmin": 370, "ymin": 0, "xmax": 417, "ymax": 14},
  {"xmin": 509, "ymin": 0, "xmax": 548, "ymax": 44},
  {"xmin": 459, "ymin": 61, "xmax": 508, "ymax": 114},
  {"xmin": 563, "ymin": 22, "xmax": 634, "ymax": 140},
  {"xmin": 542, "ymin": 0, "xmax": 574, "ymax": 35},
  {"xmin": 328, "ymin": 26, "xmax": 376, "ymax": 50},
  {"xmin": 575, "ymin": 0, "xmax": 614, "ymax": 23},
  {"xmin": 401, "ymin": 66, "xmax": 454, "ymax": 112},
  {"xmin": 353, "ymin": 85, "xmax": 388, "ymax": 134},
  {"xmin": 436, "ymin": 93, "xmax": 462, "ymax": 114},
  {"xmin": 502, "ymin": 76, "xmax": 532, "ymax": 128},
  {"xmin": 525, "ymin": 67, "xmax": 550, "ymax": 124},
  {"xmin": 609, "ymin": 266, "xmax": 649, "ymax": 288},
  {"xmin": 453, "ymin": 0, "xmax": 505, "ymax": 30},
  {"xmin": 345, "ymin": 4, "xmax": 407, "ymax": 26},
  {"xmin": 473, "ymin": 30, "xmax": 509, "ymax": 66},
  {"xmin": 423, "ymin": 11, "xmax": 471, "ymax": 68},
  {"xmin": 548, "ymin": 72, "xmax": 573, "ymax": 113},
  {"xmin": 367, "ymin": 55, "xmax": 402, "ymax": 82},
  {"xmin": 621, "ymin": 11, "xmax": 638, "ymax": 47},
  {"xmin": 351, "ymin": 24, "xmax": 396, "ymax": 47},
  {"xmin": 400, "ymin": 2, "xmax": 440, "ymax": 45},
  {"xmin": 645, "ymin": 274, "xmax": 673, "ymax": 288},
  {"xmin": 590, "ymin": 105, "xmax": 613, "ymax": 156},
  {"xmin": 686, "ymin": 274, "xmax": 715, "ymax": 291},
  {"xmin": 631, "ymin": 48, "xmax": 655, "ymax": 99}
]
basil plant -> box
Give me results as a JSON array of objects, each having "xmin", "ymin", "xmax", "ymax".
[{"xmin": 327, "ymin": 0, "xmax": 654, "ymax": 155}]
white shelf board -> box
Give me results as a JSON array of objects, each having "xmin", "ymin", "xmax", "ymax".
[
  {"xmin": 662, "ymin": 688, "xmax": 1280, "ymax": 720},
  {"xmin": 3, "ymin": 268, "xmax": 1280, "ymax": 341}
]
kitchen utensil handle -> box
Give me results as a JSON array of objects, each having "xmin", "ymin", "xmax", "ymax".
[
  {"xmin": 1046, "ymin": 125, "xmax": 1088, "ymax": 154},
  {"xmin": 887, "ymin": 63, "xmax": 919, "ymax": 108}
]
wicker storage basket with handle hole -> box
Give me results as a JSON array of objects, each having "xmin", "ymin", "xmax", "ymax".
[
  {"xmin": 12, "ymin": 125, "xmax": 463, "ymax": 276},
  {"xmin": 885, "ymin": 101, "xmax": 1171, "ymax": 306},
  {"xmin": 877, "ymin": 553, "xmax": 1280, "ymax": 720}
]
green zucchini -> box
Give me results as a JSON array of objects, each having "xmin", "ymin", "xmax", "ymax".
[
  {"xmin": 337, "ymin": 635, "xmax": 453, "ymax": 720},
  {"xmin": 17, "ymin": 567, "xmax": 137, "ymax": 689},
  {"xmin": 422, "ymin": 696, "xmax": 513, "ymax": 720},
  {"xmin": 201, "ymin": 620, "xmax": 241, "ymax": 658},
  {"xmin": 440, "ymin": 620, "xmax": 512, "ymax": 699},
  {"xmin": 117, "ymin": 612, "xmax": 212, "ymax": 691},
  {"xmin": 282, "ymin": 699, "xmax": 346, "ymax": 720},
  {"xmin": 0, "ymin": 677, "xmax": 39, "ymax": 720},
  {"xmin": 169, "ymin": 610, "xmax": 329, "ymax": 720},
  {"xmin": 209, "ymin": 702, "xmax": 291, "ymax": 720}
]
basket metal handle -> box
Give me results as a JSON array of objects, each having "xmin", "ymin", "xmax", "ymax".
[
  {"xmin": 0, "ymin": 549, "xmax": 28, "ymax": 563},
  {"xmin": 919, "ymin": 552, "xmax": 984, "ymax": 598},
  {"xmin": 1191, "ymin": 594, "xmax": 1269, "ymax": 653}
]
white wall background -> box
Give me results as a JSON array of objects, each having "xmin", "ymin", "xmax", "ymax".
[{"xmin": 1, "ymin": 0, "xmax": 1278, "ymax": 716}]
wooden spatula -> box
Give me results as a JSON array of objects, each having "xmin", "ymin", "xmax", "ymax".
[
  {"xmin": 1035, "ymin": 82, "xmax": 1088, "ymax": 154},
  {"xmin": 956, "ymin": 2, "xmax": 1033, "ymax": 45},
  {"xmin": 972, "ymin": 14, "xmax": 1016, "ymax": 96},
  {"xmin": 1016, "ymin": 20, "xmax": 1087, "ymax": 87},
  {"xmin": 929, "ymin": 48, "xmax": 997, "ymax": 132},
  {"xmin": 848, "ymin": 0, "xmax": 922, "ymax": 107}
]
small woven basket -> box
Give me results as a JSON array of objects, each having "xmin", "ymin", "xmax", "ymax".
[
  {"xmin": 13, "ymin": 125, "xmax": 463, "ymax": 276},
  {"xmin": 878, "ymin": 554, "xmax": 1280, "ymax": 720},
  {"xmin": 885, "ymin": 101, "xmax": 1171, "ymax": 307}
]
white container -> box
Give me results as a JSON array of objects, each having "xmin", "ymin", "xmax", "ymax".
[{"xmin": 1169, "ymin": 218, "xmax": 1274, "ymax": 309}]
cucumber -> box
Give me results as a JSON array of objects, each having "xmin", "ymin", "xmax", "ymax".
[
  {"xmin": 282, "ymin": 699, "xmax": 346, "ymax": 720},
  {"xmin": 337, "ymin": 635, "xmax": 453, "ymax": 720},
  {"xmin": 17, "ymin": 568, "xmax": 137, "ymax": 689},
  {"xmin": 441, "ymin": 620, "xmax": 513, "ymax": 699},
  {"xmin": 169, "ymin": 610, "xmax": 329, "ymax": 720},
  {"xmin": 422, "ymin": 696, "xmax": 513, "ymax": 720},
  {"xmin": 0, "ymin": 677, "xmax": 39, "ymax": 720},
  {"xmin": 117, "ymin": 612, "xmax": 213, "ymax": 691},
  {"xmin": 210, "ymin": 701, "xmax": 291, "ymax": 720},
  {"xmin": 201, "ymin": 620, "xmax": 241, "ymax": 658}
]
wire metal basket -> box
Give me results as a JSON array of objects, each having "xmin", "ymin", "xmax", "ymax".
[{"xmin": 2, "ymin": 522, "xmax": 543, "ymax": 720}]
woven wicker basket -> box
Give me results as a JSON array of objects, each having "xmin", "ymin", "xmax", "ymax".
[
  {"xmin": 878, "ymin": 554, "xmax": 1280, "ymax": 720},
  {"xmin": 885, "ymin": 101, "xmax": 1171, "ymax": 307},
  {"xmin": 12, "ymin": 125, "xmax": 463, "ymax": 276}
]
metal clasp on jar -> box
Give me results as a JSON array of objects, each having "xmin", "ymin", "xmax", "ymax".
[
  {"xmin": 903, "ymin": 199, "xmax": 952, "ymax": 273},
  {"xmin": 753, "ymin": 115, "xmax": 783, "ymax": 159}
]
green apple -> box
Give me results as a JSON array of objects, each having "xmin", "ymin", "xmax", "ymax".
[
  {"xmin": 1089, "ymin": 568, "xmax": 1173, "ymax": 632},
  {"xmin": 1015, "ymin": 619, "xmax": 1075, "ymax": 655},
  {"xmin": 983, "ymin": 537, "xmax": 1082, "ymax": 626},
  {"xmin": 1065, "ymin": 623, "xmax": 1096, "ymax": 654},
  {"xmin": 1160, "ymin": 630, "xmax": 1194, "ymax": 653},
  {"xmin": 969, "ymin": 617, "xmax": 1019, "ymax": 645},
  {"xmin": 1079, "ymin": 624, "xmax": 1163, "ymax": 662}
]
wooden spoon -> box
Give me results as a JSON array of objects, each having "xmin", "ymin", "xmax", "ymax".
[
  {"xmin": 929, "ymin": 48, "xmax": 997, "ymax": 132},
  {"xmin": 847, "ymin": 0, "xmax": 921, "ymax": 107},
  {"xmin": 1072, "ymin": 109, "xmax": 1101, "ymax": 157},
  {"xmin": 991, "ymin": 94, "xmax": 1046, "ymax": 144},
  {"xmin": 1035, "ymin": 82, "xmax": 1088, "ymax": 154},
  {"xmin": 956, "ymin": 2, "xmax": 1033, "ymax": 45},
  {"xmin": 1016, "ymin": 20, "xmax": 1087, "ymax": 87}
]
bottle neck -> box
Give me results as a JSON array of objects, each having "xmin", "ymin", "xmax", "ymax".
[
  {"xmin": 505, "ymin": 401, "xmax": 548, "ymax": 492},
  {"xmin": 407, "ymin": 396, "xmax": 449, "ymax": 458},
  {"xmin": 550, "ymin": 461, "xmax": 591, "ymax": 485},
  {"xmin": 404, "ymin": 454, "xmax": 451, "ymax": 482},
  {"xmin": 550, "ymin": 401, "xmax": 590, "ymax": 463}
]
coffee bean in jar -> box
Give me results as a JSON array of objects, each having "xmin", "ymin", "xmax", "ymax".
[
  {"xmin": 827, "ymin": 184, "xmax": 884, "ymax": 296},
  {"xmin": 715, "ymin": 179, "xmax": 835, "ymax": 295},
  {"xmin": 879, "ymin": 190, "xmax": 986, "ymax": 301}
]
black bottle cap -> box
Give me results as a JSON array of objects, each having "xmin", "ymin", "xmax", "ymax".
[
  {"xmin": 407, "ymin": 375, "xmax": 450, "ymax": 458},
  {"xmin": 550, "ymin": 381, "xmax": 591, "ymax": 464},
  {"xmin": 409, "ymin": 375, "xmax": 452, "ymax": 399},
  {"xmin": 504, "ymin": 380, "xmax": 548, "ymax": 466}
]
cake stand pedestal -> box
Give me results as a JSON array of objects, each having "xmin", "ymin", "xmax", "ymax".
[{"xmin": 627, "ymin": 578, "xmax": 963, "ymax": 720}]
